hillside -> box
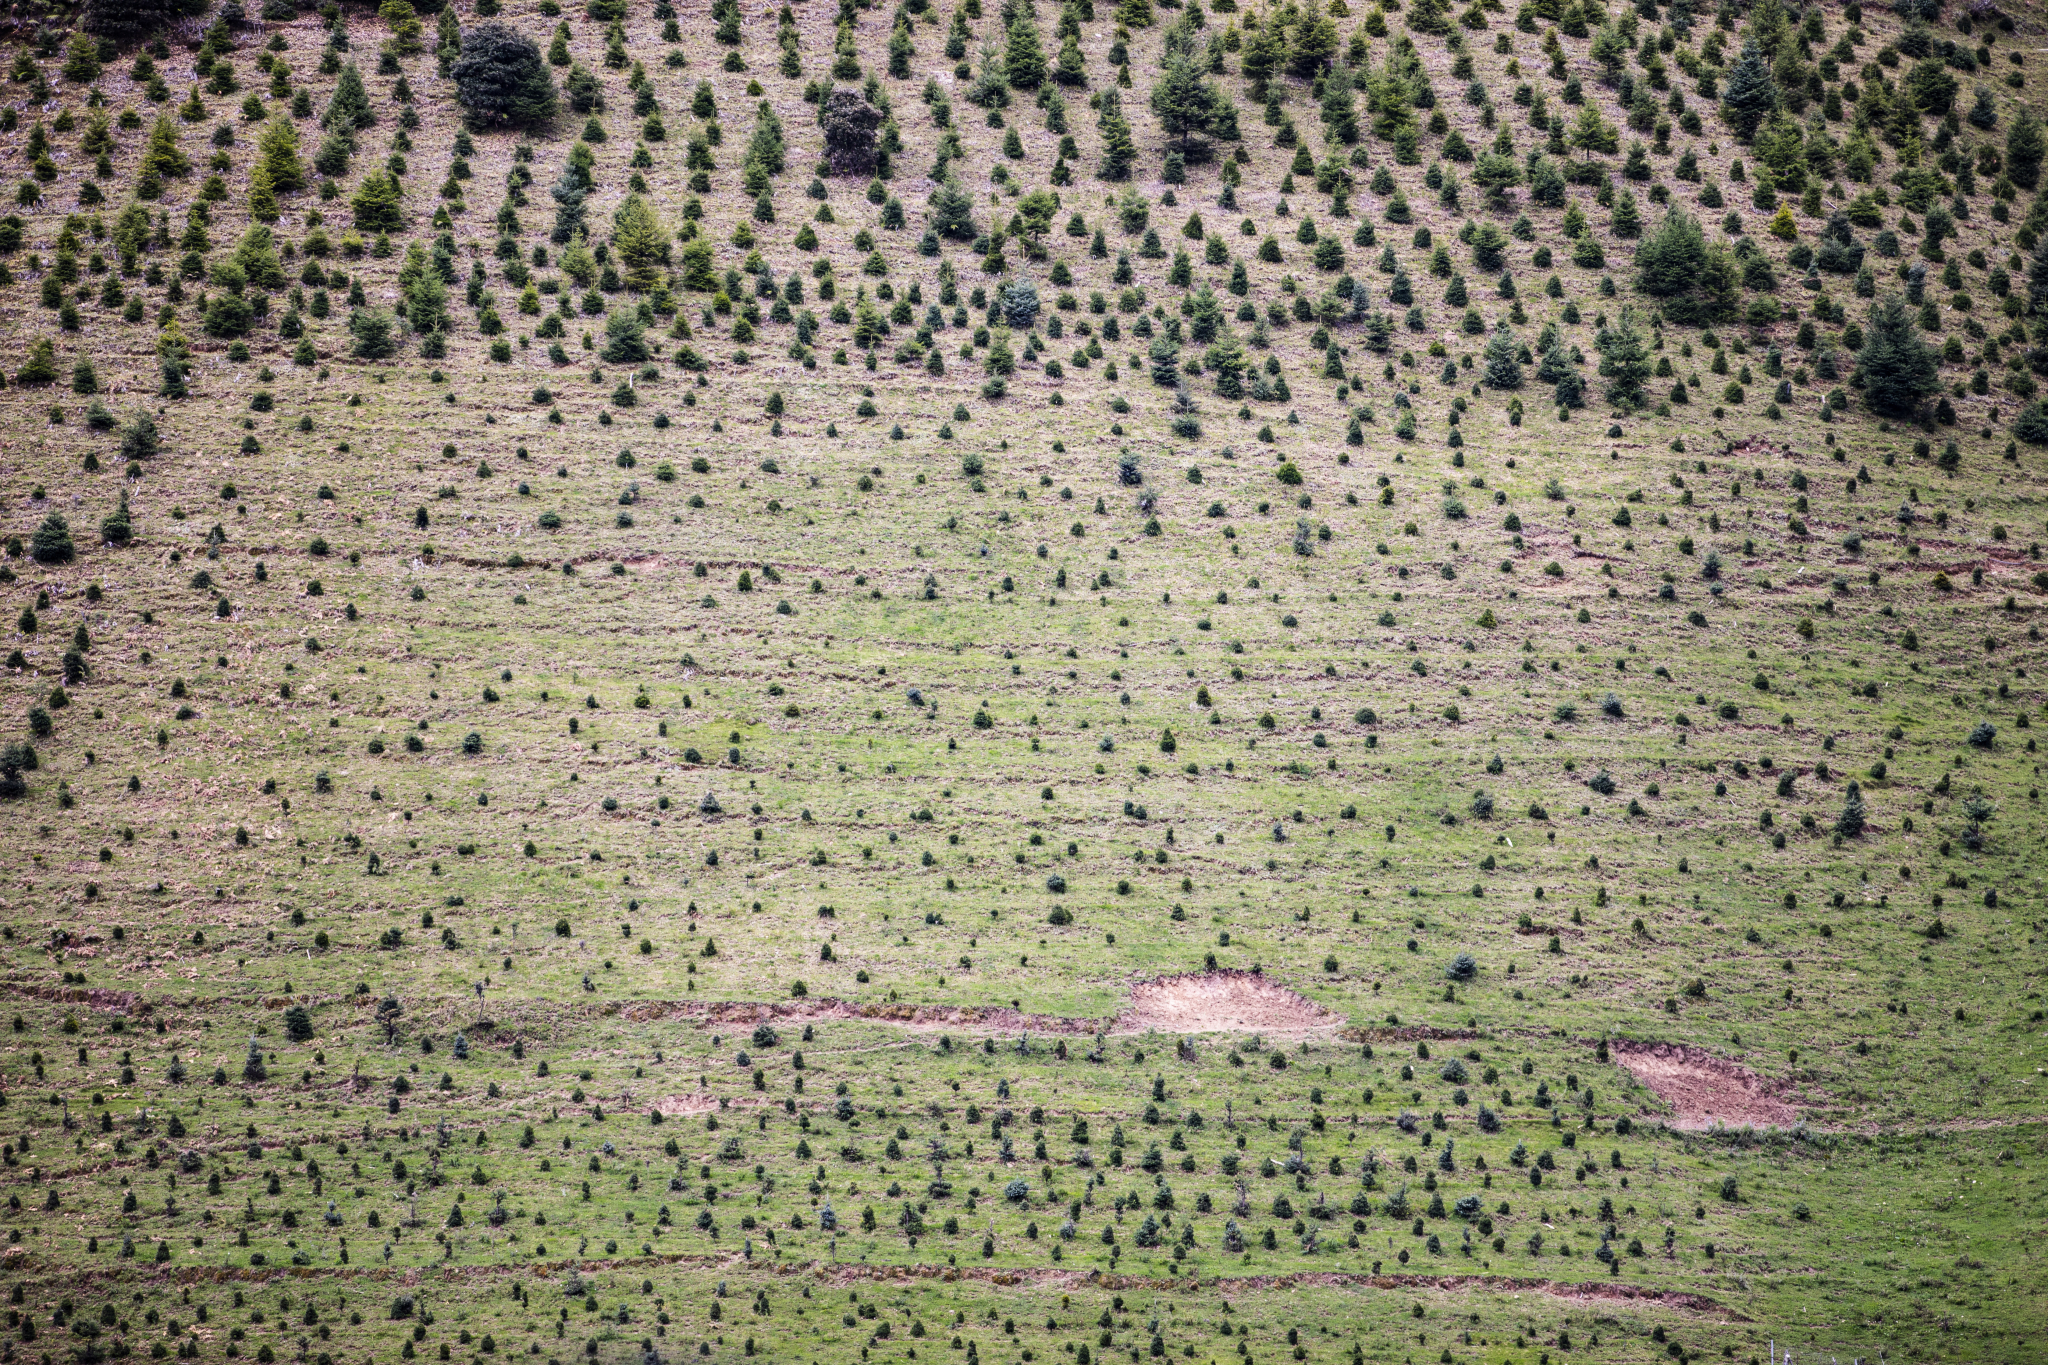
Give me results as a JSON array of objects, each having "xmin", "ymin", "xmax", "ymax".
[{"xmin": 1, "ymin": 0, "xmax": 2046, "ymax": 1359}]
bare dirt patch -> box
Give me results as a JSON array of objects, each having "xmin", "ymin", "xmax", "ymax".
[
  {"xmin": 622, "ymin": 997, "xmax": 1103, "ymax": 1035},
  {"xmin": 1112, "ymin": 972, "xmax": 1344, "ymax": 1035},
  {"xmin": 622, "ymin": 972, "xmax": 1345, "ymax": 1038},
  {"xmin": 1608, "ymin": 1041, "xmax": 1800, "ymax": 1129}
]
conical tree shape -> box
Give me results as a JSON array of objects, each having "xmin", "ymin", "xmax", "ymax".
[
  {"xmin": 137, "ymin": 115, "xmax": 190, "ymax": 183},
  {"xmin": 256, "ymin": 117, "xmax": 305, "ymax": 194},
  {"xmin": 1857, "ymin": 294, "xmax": 1939, "ymax": 417},
  {"xmin": 1096, "ymin": 90, "xmax": 1135, "ymax": 181},
  {"xmin": 247, "ymin": 162, "xmax": 278, "ymax": 223},
  {"xmin": 1006, "ymin": 16, "xmax": 1046, "ymax": 89},
  {"xmin": 1720, "ymin": 39, "xmax": 1778, "ymax": 142},
  {"xmin": 611, "ymin": 193, "xmax": 670, "ymax": 292},
  {"xmin": 350, "ymin": 168, "xmax": 403, "ymax": 232},
  {"xmin": 322, "ymin": 63, "xmax": 376, "ymax": 132},
  {"xmin": 1481, "ymin": 323, "xmax": 1522, "ymax": 390}
]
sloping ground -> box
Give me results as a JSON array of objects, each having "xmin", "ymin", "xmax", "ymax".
[
  {"xmin": 819, "ymin": 1264, "xmax": 1739, "ymax": 1318},
  {"xmin": 25, "ymin": 1256, "xmax": 1735, "ymax": 1321},
  {"xmin": 620, "ymin": 997, "xmax": 1104, "ymax": 1034},
  {"xmin": 618, "ymin": 971, "xmax": 1344, "ymax": 1037},
  {"xmin": 1111, "ymin": 971, "xmax": 1345, "ymax": 1035},
  {"xmin": 1610, "ymin": 1041, "xmax": 1800, "ymax": 1129}
]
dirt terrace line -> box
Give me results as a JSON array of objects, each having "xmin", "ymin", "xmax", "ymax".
[
  {"xmin": 815, "ymin": 1263, "xmax": 1742, "ymax": 1319},
  {"xmin": 0, "ymin": 976, "xmax": 1609, "ymax": 1047},
  {"xmin": 86, "ymin": 1256, "xmax": 1736, "ymax": 1319},
  {"xmin": 621, "ymin": 973, "xmax": 1351, "ymax": 1036},
  {"xmin": 621, "ymin": 996, "xmax": 1108, "ymax": 1036}
]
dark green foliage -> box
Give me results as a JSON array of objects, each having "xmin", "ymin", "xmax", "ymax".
[
  {"xmin": 322, "ymin": 63, "xmax": 375, "ymax": 132},
  {"xmin": 16, "ymin": 337, "xmax": 56, "ymax": 386},
  {"xmin": 348, "ymin": 307, "xmax": 398, "ymax": 358},
  {"xmin": 601, "ymin": 309, "xmax": 649, "ymax": 363},
  {"xmin": 1720, "ymin": 39, "xmax": 1777, "ymax": 141},
  {"xmin": 1149, "ymin": 47, "xmax": 1230, "ymax": 156},
  {"xmin": 202, "ymin": 290, "xmax": 253, "ymax": 338},
  {"xmin": 101, "ymin": 495, "xmax": 132, "ymax": 546},
  {"xmin": 2027, "ymin": 230, "xmax": 2048, "ymax": 315},
  {"xmin": 823, "ymin": 89, "xmax": 883, "ymax": 177},
  {"xmin": 926, "ymin": 175, "xmax": 976, "ymax": 240},
  {"xmin": 1006, "ymin": 16, "xmax": 1046, "ymax": 89},
  {"xmin": 233, "ymin": 223, "xmax": 286, "ymax": 290},
  {"xmin": 29, "ymin": 514, "xmax": 73, "ymax": 563},
  {"xmin": 122, "ymin": 413, "xmax": 160, "ymax": 461},
  {"xmin": 0, "ymin": 743, "xmax": 34, "ymax": 799},
  {"xmin": 84, "ymin": 0, "xmax": 181, "ymax": 38},
  {"xmin": 1594, "ymin": 307, "xmax": 1652, "ymax": 409},
  {"xmin": 1096, "ymin": 89, "xmax": 1136, "ymax": 181},
  {"xmin": 2011, "ymin": 402, "xmax": 2048, "ymax": 445},
  {"xmin": 1634, "ymin": 210, "xmax": 1736, "ymax": 324},
  {"xmin": 313, "ymin": 132, "xmax": 353, "ymax": 178},
  {"xmin": 351, "ymin": 169, "xmax": 403, "ymax": 231},
  {"xmin": 2006, "ymin": 109, "xmax": 2045, "ymax": 189},
  {"xmin": 454, "ymin": 23, "xmax": 558, "ymax": 128},
  {"xmin": 1904, "ymin": 59, "xmax": 1958, "ymax": 117},
  {"xmin": 1857, "ymin": 295, "xmax": 1939, "ymax": 417},
  {"xmin": 1836, "ymin": 782, "xmax": 1867, "ymax": 839},
  {"xmin": 564, "ymin": 63, "xmax": 603, "ymax": 114}
]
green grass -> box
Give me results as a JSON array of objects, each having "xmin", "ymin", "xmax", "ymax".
[{"xmin": 2, "ymin": 0, "xmax": 2048, "ymax": 1358}]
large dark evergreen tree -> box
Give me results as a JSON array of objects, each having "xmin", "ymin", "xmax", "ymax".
[
  {"xmin": 2009, "ymin": 109, "xmax": 2047, "ymax": 189},
  {"xmin": 1858, "ymin": 295, "xmax": 1940, "ymax": 417},
  {"xmin": 84, "ymin": 0, "xmax": 183, "ymax": 40},
  {"xmin": 1720, "ymin": 39, "xmax": 1778, "ymax": 141},
  {"xmin": 1634, "ymin": 210, "xmax": 1738, "ymax": 325},
  {"xmin": 2027, "ymin": 228, "xmax": 2048, "ymax": 315},
  {"xmin": 1005, "ymin": 16, "xmax": 1046, "ymax": 89},
  {"xmin": 821, "ymin": 90, "xmax": 882, "ymax": 177},
  {"xmin": 452, "ymin": 22, "xmax": 559, "ymax": 128},
  {"xmin": 1149, "ymin": 48, "xmax": 1221, "ymax": 156}
]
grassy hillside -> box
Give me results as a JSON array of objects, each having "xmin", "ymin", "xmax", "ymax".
[{"xmin": 1, "ymin": 0, "xmax": 2046, "ymax": 1358}]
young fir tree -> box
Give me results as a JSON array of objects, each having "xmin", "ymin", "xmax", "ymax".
[
  {"xmin": 1096, "ymin": 88, "xmax": 1136, "ymax": 181},
  {"xmin": 1481, "ymin": 323, "xmax": 1522, "ymax": 390},
  {"xmin": 323, "ymin": 63, "xmax": 377, "ymax": 131},
  {"xmin": 256, "ymin": 117, "xmax": 306, "ymax": 193},
  {"xmin": 1857, "ymin": 294, "xmax": 1940, "ymax": 417},
  {"xmin": 1594, "ymin": 307, "xmax": 1652, "ymax": 409},
  {"xmin": 1006, "ymin": 16, "xmax": 1046, "ymax": 89},
  {"xmin": 1720, "ymin": 39, "xmax": 1778, "ymax": 142}
]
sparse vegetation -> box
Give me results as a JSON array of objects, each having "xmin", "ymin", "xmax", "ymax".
[{"xmin": 0, "ymin": 0, "xmax": 2041, "ymax": 1357}]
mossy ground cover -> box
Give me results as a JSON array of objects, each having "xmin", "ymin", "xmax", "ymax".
[{"xmin": 1, "ymin": 0, "xmax": 2047, "ymax": 1358}]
